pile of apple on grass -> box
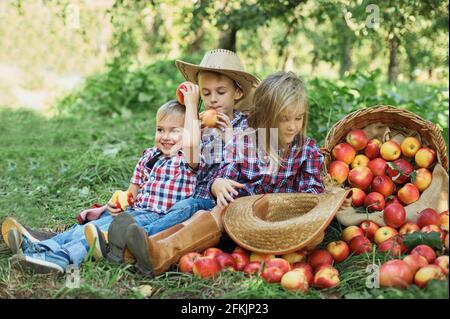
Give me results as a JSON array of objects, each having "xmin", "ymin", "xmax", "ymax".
[{"xmin": 172, "ymin": 129, "xmax": 448, "ymax": 295}]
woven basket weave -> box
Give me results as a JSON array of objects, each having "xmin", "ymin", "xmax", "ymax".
[{"xmin": 322, "ymin": 105, "xmax": 448, "ymax": 171}]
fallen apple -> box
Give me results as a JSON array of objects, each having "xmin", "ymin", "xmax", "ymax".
[
  {"xmin": 192, "ymin": 256, "xmax": 221, "ymax": 279},
  {"xmin": 416, "ymin": 208, "xmax": 441, "ymax": 228},
  {"xmin": 326, "ymin": 241, "xmax": 350, "ymax": 263},
  {"xmin": 379, "ymin": 260, "xmax": 414, "ymax": 289},
  {"xmin": 203, "ymin": 247, "xmax": 223, "ymax": 258},
  {"xmin": 231, "ymin": 252, "xmax": 250, "ymax": 271},
  {"xmin": 215, "ymin": 252, "xmax": 237, "ymax": 271},
  {"xmin": 410, "ymin": 245, "xmax": 437, "ymax": 264},
  {"xmin": 383, "ymin": 203, "xmax": 406, "ymax": 228},
  {"xmin": 307, "ymin": 249, "xmax": 334, "ymax": 270},
  {"xmin": 403, "ymin": 254, "xmax": 428, "ymax": 275},
  {"xmin": 281, "ymin": 270, "xmax": 310, "ymax": 292},
  {"xmin": 359, "ymin": 220, "xmax": 380, "ymax": 240},
  {"xmin": 374, "ymin": 226, "xmax": 398, "ymax": 245},
  {"xmin": 342, "ymin": 225, "xmax": 365, "ymax": 243},
  {"xmin": 397, "ymin": 183, "xmax": 420, "ymax": 205},
  {"xmin": 434, "ymin": 255, "xmax": 449, "ymax": 275},
  {"xmin": 348, "ymin": 235, "xmax": 372, "ymax": 255},
  {"xmin": 313, "ymin": 265, "xmax": 340, "ymax": 289},
  {"xmin": 414, "ymin": 264, "xmax": 445, "ymax": 288},
  {"xmin": 178, "ymin": 252, "xmax": 202, "ymax": 273}
]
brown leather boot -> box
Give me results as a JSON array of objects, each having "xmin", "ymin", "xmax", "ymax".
[{"xmin": 126, "ymin": 210, "xmax": 222, "ymax": 276}]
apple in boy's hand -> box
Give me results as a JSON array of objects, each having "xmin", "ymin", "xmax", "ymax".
[
  {"xmin": 201, "ymin": 109, "xmax": 218, "ymax": 128},
  {"xmin": 110, "ymin": 190, "xmax": 134, "ymax": 211},
  {"xmin": 176, "ymin": 81, "xmax": 193, "ymax": 106}
]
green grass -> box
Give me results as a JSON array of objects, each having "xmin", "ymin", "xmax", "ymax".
[{"xmin": 0, "ymin": 87, "xmax": 449, "ymax": 298}]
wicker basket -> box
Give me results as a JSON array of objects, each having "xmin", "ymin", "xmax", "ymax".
[{"xmin": 322, "ymin": 105, "xmax": 448, "ymax": 172}]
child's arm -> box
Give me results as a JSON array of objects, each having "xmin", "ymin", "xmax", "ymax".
[
  {"xmin": 181, "ymin": 83, "xmax": 201, "ymax": 169},
  {"xmin": 127, "ymin": 183, "xmax": 139, "ymax": 201}
]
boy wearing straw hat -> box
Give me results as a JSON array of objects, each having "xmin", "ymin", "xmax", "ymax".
[{"xmin": 96, "ymin": 49, "xmax": 260, "ymax": 268}]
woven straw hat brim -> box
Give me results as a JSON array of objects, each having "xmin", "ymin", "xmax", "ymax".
[
  {"xmin": 175, "ymin": 60, "xmax": 260, "ymax": 112},
  {"xmin": 222, "ymin": 190, "xmax": 350, "ymax": 255}
]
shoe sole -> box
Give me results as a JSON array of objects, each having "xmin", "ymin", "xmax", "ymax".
[
  {"xmin": 125, "ymin": 224, "xmax": 154, "ymax": 277},
  {"xmin": 10, "ymin": 254, "xmax": 64, "ymax": 274},
  {"xmin": 106, "ymin": 213, "xmax": 135, "ymax": 263},
  {"xmin": 84, "ymin": 224, "xmax": 107, "ymax": 261},
  {"xmin": 7, "ymin": 229, "xmax": 23, "ymax": 255},
  {"xmin": 2, "ymin": 217, "xmax": 39, "ymax": 248}
]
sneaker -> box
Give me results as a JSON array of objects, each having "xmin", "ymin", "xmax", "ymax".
[
  {"xmin": 10, "ymin": 250, "xmax": 69, "ymax": 274},
  {"xmin": 106, "ymin": 213, "xmax": 136, "ymax": 263},
  {"xmin": 125, "ymin": 223, "xmax": 154, "ymax": 277},
  {"xmin": 7, "ymin": 229, "xmax": 45, "ymax": 255},
  {"xmin": 2, "ymin": 217, "xmax": 40, "ymax": 248},
  {"xmin": 84, "ymin": 223, "xmax": 108, "ymax": 261}
]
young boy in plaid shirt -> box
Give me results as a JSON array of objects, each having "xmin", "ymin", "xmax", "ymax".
[
  {"xmin": 101, "ymin": 49, "xmax": 261, "ymax": 274},
  {"xmin": 3, "ymin": 100, "xmax": 197, "ymax": 274}
]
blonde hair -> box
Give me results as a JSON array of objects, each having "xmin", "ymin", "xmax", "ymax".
[
  {"xmin": 248, "ymin": 71, "xmax": 308, "ymax": 159},
  {"xmin": 156, "ymin": 100, "xmax": 185, "ymax": 122}
]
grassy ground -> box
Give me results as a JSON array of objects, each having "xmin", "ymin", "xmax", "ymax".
[{"xmin": 0, "ymin": 108, "xmax": 448, "ymax": 299}]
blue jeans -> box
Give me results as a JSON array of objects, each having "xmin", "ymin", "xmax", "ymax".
[
  {"xmin": 39, "ymin": 208, "xmax": 156, "ymax": 266},
  {"xmin": 135, "ymin": 197, "xmax": 216, "ymax": 236}
]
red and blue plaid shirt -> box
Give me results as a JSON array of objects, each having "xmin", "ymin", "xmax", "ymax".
[
  {"xmin": 210, "ymin": 131, "xmax": 325, "ymax": 197},
  {"xmin": 130, "ymin": 147, "xmax": 196, "ymax": 214},
  {"xmin": 194, "ymin": 111, "xmax": 248, "ymax": 199}
]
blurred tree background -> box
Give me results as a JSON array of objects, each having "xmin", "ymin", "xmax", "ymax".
[{"xmin": 0, "ymin": 0, "xmax": 448, "ymax": 143}]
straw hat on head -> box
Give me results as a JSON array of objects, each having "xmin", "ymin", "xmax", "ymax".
[
  {"xmin": 222, "ymin": 190, "xmax": 351, "ymax": 255},
  {"xmin": 175, "ymin": 49, "xmax": 260, "ymax": 111}
]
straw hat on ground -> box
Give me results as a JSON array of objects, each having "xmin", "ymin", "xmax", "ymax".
[
  {"xmin": 222, "ymin": 190, "xmax": 350, "ymax": 254},
  {"xmin": 175, "ymin": 49, "xmax": 260, "ymax": 111}
]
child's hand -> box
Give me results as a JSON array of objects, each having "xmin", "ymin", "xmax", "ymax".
[
  {"xmin": 211, "ymin": 178, "xmax": 244, "ymax": 209},
  {"xmin": 216, "ymin": 112, "xmax": 233, "ymax": 142},
  {"xmin": 179, "ymin": 83, "xmax": 200, "ymax": 110},
  {"xmin": 106, "ymin": 200, "xmax": 123, "ymax": 216}
]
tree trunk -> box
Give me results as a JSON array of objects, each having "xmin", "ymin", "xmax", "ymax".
[
  {"xmin": 218, "ymin": 26, "xmax": 237, "ymax": 52},
  {"xmin": 188, "ymin": 26, "xmax": 205, "ymax": 54},
  {"xmin": 339, "ymin": 34, "xmax": 352, "ymax": 78},
  {"xmin": 311, "ymin": 50, "xmax": 319, "ymax": 74},
  {"xmin": 388, "ymin": 36, "xmax": 400, "ymax": 84}
]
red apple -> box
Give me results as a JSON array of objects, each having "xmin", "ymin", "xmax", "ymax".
[
  {"xmin": 364, "ymin": 192, "xmax": 385, "ymax": 212},
  {"xmin": 387, "ymin": 159, "xmax": 414, "ymax": 185},
  {"xmin": 350, "ymin": 188, "xmax": 366, "ymax": 207},
  {"xmin": 348, "ymin": 167, "xmax": 373, "ymax": 190},
  {"xmin": 346, "ymin": 129, "xmax": 369, "ymax": 151},
  {"xmin": 440, "ymin": 211, "xmax": 449, "ymax": 231},
  {"xmin": 359, "ymin": 220, "xmax": 380, "ymax": 240},
  {"xmin": 385, "ymin": 195, "xmax": 402, "ymax": 207},
  {"xmin": 368, "ymin": 158, "xmax": 388, "ymax": 176},
  {"xmin": 374, "ymin": 226, "xmax": 398, "ymax": 245},
  {"xmin": 178, "ymin": 252, "xmax": 201, "ymax": 273},
  {"xmin": 417, "ymin": 208, "xmax": 440, "ymax": 228},
  {"xmin": 328, "ymin": 161, "xmax": 349, "ymax": 184},
  {"xmin": 403, "ymin": 254, "xmax": 428, "ymax": 275},
  {"xmin": 379, "ymin": 260, "xmax": 414, "ymax": 288},
  {"xmin": 292, "ymin": 262, "xmax": 314, "ymax": 274},
  {"xmin": 351, "ymin": 154, "xmax": 370, "ymax": 169},
  {"xmin": 308, "ymin": 249, "xmax": 334, "ymax": 270},
  {"xmin": 215, "ymin": 253, "xmax": 237, "ymax": 271},
  {"xmin": 281, "ymin": 270, "xmax": 310, "ymax": 292},
  {"xmin": 281, "ymin": 251, "xmax": 307, "ymax": 265},
  {"xmin": 399, "ymin": 222, "xmax": 420, "ymax": 235},
  {"xmin": 292, "ymin": 266, "xmax": 314, "ymax": 287},
  {"xmin": 377, "ymin": 237, "xmax": 403, "ymax": 257},
  {"xmin": 243, "ymin": 261, "xmax": 262, "ymax": 276},
  {"xmin": 201, "ymin": 109, "xmax": 218, "ymax": 128},
  {"xmin": 397, "ymin": 183, "xmax": 420, "ymax": 205},
  {"xmin": 410, "ymin": 245, "xmax": 436, "ymax": 263},
  {"xmin": 203, "ymin": 247, "xmax": 223, "ymax": 258},
  {"xmin": 365, "ymin": 139, "xmax": 382, "ymax": 159},
  {"xmin": 414, "ymin": 147, "xmax": 436, "ymax": 169},
  {"xmin": 313, "ymin": 265, "xmax": 340, "ymax": 289},
  {"xmin": 266, "ymin": 258, "xmax": 291, "ymax": 274},
  {"xmin": 342, "ymin": 226, "xmax": 365, "ymax": 242},
  {"xmin": 175, "ymin": 81, "xmax": 192, "ymax": 105},
  {"xmin": 380, "ymin": 140, "xmax": 402, "ymax": 161},
  {"xmin": 434, "ymin": 255, "xmax": 449, "ymax": 275},
  {"xmin": 401, "ymin": 137, "xmax": 421, "ymax": 158},
  {"xmin": 348, "ymin": 235, "xmax": 372, "ymax": 255},
  {"xmin": 261, "ymin": 266, "xmax": 284, "ymax": 283},
  {"xmin": 383, "ymin": 203, "xmax": 406, "ymax": 228},
  {"xmin": 412, "ymin": 168, "xmax": 432, "ymax": 192},
  {"xmin": 326, "ymin": 241, "xmax": 350, "ymax": 263},
  {"xmin": 414, "ymin": 264, "xmax": 445, "ymax": 288},
  {"xmin": 372, "ymin": 175, "xmax": 395, "ymax": 197},
  {"xmin": 192, "ymin": 256, "xmax": 221, "ymax": 279},
  {"xmin": 231, "ymin": 252, "xmax": 250, "ymax": 271},
  {"xmin": 332, "ymin": 143, "xmax": 356, "ymax": 165}
]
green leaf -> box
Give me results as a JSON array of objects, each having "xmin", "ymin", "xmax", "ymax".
[{"xmin": 403, "ymin": 231, "xmax": 442, "ymax": 250}]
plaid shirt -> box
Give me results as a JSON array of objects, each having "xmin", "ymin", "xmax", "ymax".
[
  {"xmin": 194, "ymin": 111, "xmax": 248, "ymax": 199},
  {"xmin": 130, "ymin": 147, "xmax": 196, "ymax": 214},
  {"xmin": 211, "ymin": 132, "xmax": 325, "ymax": 197}
]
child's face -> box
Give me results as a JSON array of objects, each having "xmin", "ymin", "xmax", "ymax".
[
  {"xmin": 277, "ymin": 104, "xmax": 305, "ymax": 148},
  {"xmin": 155, "ymin": 113, "xmax": 184, "ymax": 156},
  {"xmin": 198, "ymin": 72, "xmax": 243, "ymax": 117}
]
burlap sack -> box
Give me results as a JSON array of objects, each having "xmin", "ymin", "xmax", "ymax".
[
  {"xmin": 327, "ymin": 122, "xmax": 448, "ymax": 226},
  {"xmin": 335, "ymin": 163, "xmax": 449, "ymax": 226}
]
